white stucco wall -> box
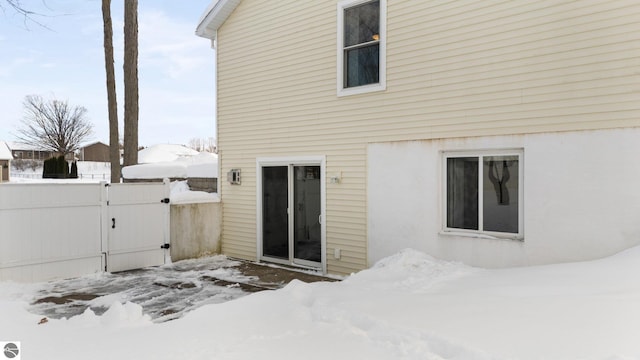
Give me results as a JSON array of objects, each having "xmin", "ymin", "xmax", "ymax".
[{"xmin": 368, "ymin": 128, "xmax": 640, "ymax": 268}]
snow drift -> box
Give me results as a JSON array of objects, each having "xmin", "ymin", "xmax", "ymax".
[{"xmin": 2, "ymin": 247, "xmax": 640, "ymax": 359}]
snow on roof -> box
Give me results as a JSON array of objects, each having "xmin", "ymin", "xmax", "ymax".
[
  {"xmin": 0, "ymin": 141, "xmax": 12, "ymax": 160},
  {"xmin": 122, "ymin": 151, "xmax": 218, "ymax": 179},
  {"xmin": 80, "ymin": 141, "xmax": 108, "ymax": 149},
  {"xmin": 5, "ymin": 141, "xmax": 50, "ymax": 152},
  {"xmin": 138, "ymin": 144, "xmax": 200, "ymax": 164}
]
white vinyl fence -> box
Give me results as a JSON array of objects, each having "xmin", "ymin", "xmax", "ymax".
[{"xmin": 0, "ymin": 181, "xmax": 170, "ymax": 282}]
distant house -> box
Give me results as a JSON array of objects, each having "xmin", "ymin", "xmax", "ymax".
[
  {"xmin": 7, "ymin": 142, "xmax": 55, "ymax": 161},
  {"xmin": 0, "ymin": 141, "xmax": 11, "ymax": 182},
  {"xmin": 197, "ymin": 1, "xmax": 640, "ymax": 276},
  {"xmin": 78, "ymin": 141, "xmax": 110, "ymax": 162}
]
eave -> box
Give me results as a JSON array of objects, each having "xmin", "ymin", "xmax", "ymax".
[{"xmin": 195, "ymin": 0, "xmax": 241, "ymax": 46}]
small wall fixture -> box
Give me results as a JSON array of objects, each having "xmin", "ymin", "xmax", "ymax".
[{"xmin": 227, "ymin": 168, "xmax": 241, "ymax": 185}]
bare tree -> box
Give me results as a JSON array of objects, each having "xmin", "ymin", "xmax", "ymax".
[
  {"xmin": 123, "ymin": 0, "xmax": 138, "ymax": 166},
  {"xmin": 16, "ymin": 95, "xmax": 93, "ymax": 156},
  {"xmin": 188, "ymin": 137, "xmax": 217, "ymax": 153},
  {"xmin": 101, "ymin": 0, "xmax": 120, "ymax": 182},
  {"xmin": 0, "ymin": 1, "xmax": 51, "ymax": 29},
  {"xmin": 188, "ymin": 137, "xmax": 204, "ymax": 152},
  {"xmin": 205, "ymin": 137, "xmax": 217, "ymax": 153},
  {"xmin": 0, "ymin": 0, "xmax": 33, "ymax": 15}
]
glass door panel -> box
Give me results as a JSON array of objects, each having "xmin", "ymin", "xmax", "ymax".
[
  {"xmin": 262, "ymin": 166, "xmax": 289, "ymax": 259},
  {"xmin": 293, "ymin": 166, "xmax": 321, "ymax": 263}
]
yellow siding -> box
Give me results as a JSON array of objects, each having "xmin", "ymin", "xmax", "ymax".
[{"xmin": 215, "ymin": 0, "xmax": 640, "ymax": 275}]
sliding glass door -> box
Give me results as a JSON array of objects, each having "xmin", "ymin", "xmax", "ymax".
[{"xmin": 260, "ymin": 162, "xmax": 323, "ymax": 269}]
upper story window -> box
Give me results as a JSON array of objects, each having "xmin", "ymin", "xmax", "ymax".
[
  {"xmin": 443, "ymin": 150, "xmax": 524, "ymax": 240},
  {"xmin": 337, "ymin": 0, "xmax": 386, "ymax": 96}
]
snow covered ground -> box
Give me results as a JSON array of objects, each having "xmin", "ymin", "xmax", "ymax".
[
  {"xmin": 2, "ymin": 247, "xmax": 640, "ymax": 359},
  {"xmin": 29, "ymin": 256, "xmax": 257, "ymax": 323},
  {"xmin": 10, "ymin": 161, "xmax": 112, "ymax": 183}
]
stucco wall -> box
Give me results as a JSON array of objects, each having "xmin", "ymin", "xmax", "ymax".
[
  {"xmin": 170, "ymin": 202, "xmax": 221, "ymax": 261},
  {"xmin": 368, "ymin": 128, "xmax": 640, "ymax": 268}
]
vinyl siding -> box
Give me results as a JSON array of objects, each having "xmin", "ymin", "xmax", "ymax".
[{"xmin": 214, "ymin": 0, "xmax": 640, "ymax": 274}]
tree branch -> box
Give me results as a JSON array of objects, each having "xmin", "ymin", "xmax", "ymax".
[{"xmin": 15, "ymin": 95, "xmax": 94, "ymax": 156}]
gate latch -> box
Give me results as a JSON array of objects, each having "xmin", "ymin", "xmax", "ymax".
[
  {"xmin": 160, "ymin": 244, "xmax": 170, "ymax": 249},
  {"xmin": 161, "ymin": 198, "xmax": 170, "ymax": 204}
]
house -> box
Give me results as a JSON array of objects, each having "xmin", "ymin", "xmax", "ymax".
[
  {"xmin": 197, "ymin": 1, "xmax": 640, "ymax": 275},
  {"xmin": 7, "ymin": 142, "xmax": 55, "ymax": 161},
  {"xmin": 78, "ymin": 141, "xmax": 110, "ymax": 162},
  {"xmin": 0, "ymin": 141, "xmax": 11, "ymax": 182}
]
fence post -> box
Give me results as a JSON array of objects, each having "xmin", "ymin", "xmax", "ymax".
[
  {"xmin": 163, "ymin": 178, "xmax": 171, "ymax": 264},
  {"xmin": 100, "ymin": 181, "xmax": 109, "ymax": 272}
]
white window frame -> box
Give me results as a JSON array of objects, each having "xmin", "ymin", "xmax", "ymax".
[
  {"xmin": 442, "ymin": 149, "xmax": 524, "ymax": 240},
  {"xmin": 337, "ymin": 0, "xmax": 387, "ymax": 97}
]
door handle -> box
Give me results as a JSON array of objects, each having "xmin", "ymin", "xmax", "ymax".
[{"xmin": 112, "ymin": 218, "xmax": 116, "ymax": 229}]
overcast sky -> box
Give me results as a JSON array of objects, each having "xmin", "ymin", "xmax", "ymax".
[{"xmin": 0, "ymin": 0, "xmax": 215, "ymax": 147}]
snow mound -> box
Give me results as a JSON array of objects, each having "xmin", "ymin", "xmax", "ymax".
[
  {"xmin": 4, "ymin": 247, "xmax": 640, "ymax": 359},
  {"xmin": 138, "ymin": 144, "xmax": 199, "ymax": 164},
  {"xmin": 346, "ymin": 248, "xmax": 476, "ymax": 293},
  {"xmin": 170, "ymin": 180, "xmax": 219, "ymax": 204},
  {"xmin": 122, "ymin": 151, "xmax": 217, "ymax": 180},
  {"xmin": 68, "ymin": 302, "xmax": 152, "ymax": 328},
  {"xmin": 372, "ymin": 248, "xmax": 457, "ymax": 270},
  {"xmin": 186, "ymin": 162, "xmax": 215, "ymax": 178},
  {"xmin": 122, "ymin": 162, "xmax": 186, "ymax": 179},
  {"xmin": 99, "ymin": 302, "xmax": 152, "ymax": 327},
  {"xmin": 170, "ymin": 179, "xmax": 191, "ymax": 193}
]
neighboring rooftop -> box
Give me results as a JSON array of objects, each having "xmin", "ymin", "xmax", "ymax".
[
  {"xmin": 0, "ymin": 141, "xmax": 12, "ymax": 160},
  {"xmin": 80, "ymin": 141, "xmax": 109, "ymax": 148},
  {"xmin": 5, "ymin": 141, "xmax": 50, "ymax": 152}
]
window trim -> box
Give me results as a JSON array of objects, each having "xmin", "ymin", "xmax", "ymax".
[
  {"xmin": 337, "ymin": 0, "xmax": 387, "ymax": 97},
  {"xmin": 442, "ymin": 149, "xmax": 524, "ymax": 240}
]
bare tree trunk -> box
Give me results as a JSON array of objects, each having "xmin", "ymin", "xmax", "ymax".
[
  {"xmin": 123, "ymin": 0, "xmax": 138, "ymax": 166},
  {"xmin": 102, "ymin": 0, "xmax": 121, "ymax": 183}
]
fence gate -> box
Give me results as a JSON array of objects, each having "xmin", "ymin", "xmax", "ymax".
[{"xmin": 105, "ymin": 181, "xmax": 170, "ymax": 272}]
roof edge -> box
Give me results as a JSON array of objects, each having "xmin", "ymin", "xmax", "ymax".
[{"xmin": 195, "ymin": 0, "xmax": 241, "ymax": 41}]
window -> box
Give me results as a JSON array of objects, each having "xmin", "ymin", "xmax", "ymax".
[
  {"xmin": 444, "ymin": 150, "xmax": 523, "ymax": 239},
  {"xmin": 337, "ymin": 0, "xmax": 386, "ymax": 96}
]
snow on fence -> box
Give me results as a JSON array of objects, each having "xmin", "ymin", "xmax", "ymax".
[{"xmin": 0, "ymin": 182, "xmax": 172, "ymax": 282}]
